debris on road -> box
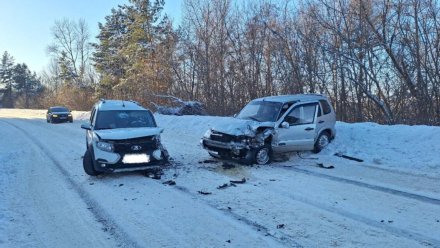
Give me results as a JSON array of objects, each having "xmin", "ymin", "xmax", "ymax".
[
  {"xmin": 198, "ymin": 190, "xmax": 212, "ymax": 195},
  {"xmin": 198, "ymin": 159, "xmax": 219, "ymax": 164},
  {"xmin": 222, "ymin": 163, "xmax": 236, "ymax": 169},
  {"xmin": 217, "ymin": 183, "xmax": 229, "ymax": 189},
  {"xmin": 316, "ymin": 163, "xmax": 335, "ymax": 169},
  {"xmin": 277, "ymin": 224, "xmax": 285, "ymax": 229},
  {"xmin": 163, "ymin": 180, "xmax": 176, "ymax": 186},
  {"xmin": 334, "ymin": 153, "xmax": 364, "ymax": 162},
  {"xmin": 145, "ymin": 171, "xmax": 162, "ymax": 180},
  {"xmin": 230, "ymin": 178, "xmax": 246, "ymax": 184}
]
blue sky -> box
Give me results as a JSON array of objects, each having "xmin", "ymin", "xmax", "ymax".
[{"xmin": 0, "ymin": 0, "xmax": 183, "ymax": 73}]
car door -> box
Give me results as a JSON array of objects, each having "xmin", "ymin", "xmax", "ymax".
[
  {"xmin": 276, "ymin": 103, "xmax": 318, "ymax": 151},
  {"xmin": 316, "ymin": 99, "xmax": 335, "ymax": 133}
]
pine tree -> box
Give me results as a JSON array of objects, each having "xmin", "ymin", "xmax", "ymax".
[
  {"xmin": 13, "ymin": 63, "xmax": 43, "ymax": 108},
  {"xmin": 93, "ymin": 7, "xmax": 129, "ymax": 96},
  {"xmin": 0, "ymin": 51, "xmax": 15, "ymax": 107},
  {"xmin": 93, "ymin": 0, "xmax": 175, "ymax": 103}
]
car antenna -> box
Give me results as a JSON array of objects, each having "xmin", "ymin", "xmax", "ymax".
[{"xmin": 122, "ymin": 100, "xmax": 125, "ymax": 107}]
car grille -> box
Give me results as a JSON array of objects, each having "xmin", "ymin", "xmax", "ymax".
[
  {"xmin": 210, "ymin": 131, "xmax": 236, "ymax": 143},
  {"xmin": 109, "ymin": 136, "xmax": 156, "ymax": 153}
]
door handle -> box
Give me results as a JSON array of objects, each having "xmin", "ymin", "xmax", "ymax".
[
  {"xmin": 318, "ymin": 120, "xmax": 324, "ymax": 124},
  {"xmin": 305, "ymin": 127, "xmax": 314, "ymax": 131}
]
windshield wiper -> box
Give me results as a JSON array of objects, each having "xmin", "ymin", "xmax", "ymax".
[{"xmin": 96, "ymin": 127, "xmax": 114, "ymax": 130}]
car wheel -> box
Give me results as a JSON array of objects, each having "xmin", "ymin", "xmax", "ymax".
[
  {"xmin": 313, "ymin": 132, "xmax": 330, "ymax": 153},
  {"xmin": 83, "ymin": 149, "xmax": 101, "ymax": 176},
  {"xmin": 253, "ymin": 144, "xmax": 272, "ymax": 165}
]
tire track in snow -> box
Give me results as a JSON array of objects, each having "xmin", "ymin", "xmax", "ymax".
[
  {"xmin": 168, "ymin": 183, "xmax": 303, "ymax": 248},
  {"xmin": 194, "ymin": 163, "xmax": 440, "ymax": 247},
  {"xmin": 261, "ymin": 177, "xmax": 440, "ymax": 247},
  {"xmin": 1, "ymin": 119, "xmax": 142, "ymax": 248},
  {"xmin": 197, "ymin": 164, "xmax": 440, "ymax": 247},
  {"xmin": 283, "ymin": 166, "xmax": 440, "ymax": 205}
]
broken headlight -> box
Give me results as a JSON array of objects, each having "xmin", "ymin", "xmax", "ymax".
[
  {"xmin": 96, "ymin": 141, "xmax": 114, "ymax": 152},
  {"xmin": 152, "ymin": 135, "xmax": 162, "ymax": 147}
]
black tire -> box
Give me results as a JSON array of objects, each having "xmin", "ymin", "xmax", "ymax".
[
  {"xmin": 252, "ymin": 144, "xmax": 272, "ymax": 165},
  {"xmin": 313, "ymin": 132, "xmax": 330, "ymax": 153},
  {"xmin": 83, "ymin": 149, "xmax": 101, "ymax": 176}
]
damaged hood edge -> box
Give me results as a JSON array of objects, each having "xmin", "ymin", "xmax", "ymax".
[
  {"xmin": 211, "ymin": 118, "xmax": 275, "ymax": 137},
  {"xmin": 95, "ymin": 127, "xmax": 163, "ymax": 140}
]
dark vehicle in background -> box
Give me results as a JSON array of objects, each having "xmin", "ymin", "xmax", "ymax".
[
  {"xmin": 46, "ymin": 106, "xmax": 73, "ymax": 123},
  {"xmin": 81, "ymin": 99, "xmax": 169, "ymax": 176}
]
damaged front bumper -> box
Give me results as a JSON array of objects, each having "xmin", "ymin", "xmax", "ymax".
[
  {"xmin": 200, "ymin": 138, "xmax": 255, "ymax": 162},
  {"xmin": 201, "ymin": 138, "xmax": 247, "ymax": 152},
  {"xmin": 201, "ymin": 127, "xmax": 275, "ymax": 162}
]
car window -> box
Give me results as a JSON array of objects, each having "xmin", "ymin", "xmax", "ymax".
[
  {"xmin": 95, "ymin": 110, "xmax": 157, "ymax": 129},
  {"xmin": 285, "ymin": 104, "xmax": 317, "ymax": 125},
  {"xmin": 277, "ymin": 102, "xmax": 296, "ymax": 120},
  {"xmin": 236, "ymin": 101, "xmax": 283, "ymax": 122},
  {"xmin": 319, "ymin": 100, "xmax": 332, "ymax": 115},
  {"xmin": 51, "ymin": 107, "xmax": 70, "ymax": 112}
]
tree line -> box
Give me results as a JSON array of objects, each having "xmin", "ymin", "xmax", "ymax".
[
  {"xmin": 0, "ymin": 52, "xmax": 43, "ymax": 108},
  {"xmin": 2, "ymin": 0, "xmax": 440, "ymax": 125}
]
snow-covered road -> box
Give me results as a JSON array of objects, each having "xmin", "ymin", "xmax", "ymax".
[{"xmin": 1, "ymin": 109, "xmax": 440, "ymax": 247}]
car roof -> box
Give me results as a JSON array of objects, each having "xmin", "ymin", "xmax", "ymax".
[
  {"xmin": 96, "ymin": 100, "xmax": 148, "ymax": 111},
  {"xmin": 253, "ymin": 94, "xmax": 328, "ymax": 103}
]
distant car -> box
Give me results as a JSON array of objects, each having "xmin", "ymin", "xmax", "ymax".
[
  {"xmin": 81, "ymin": 99, "xmax": 169, "ymax": 176},
  {"xmin": 201, "ymin": 94, "xmax": 336, "ymax": 165},
  {"xmin": 46, "ymin": 106, "xmax": 73, "ymax": 123}
]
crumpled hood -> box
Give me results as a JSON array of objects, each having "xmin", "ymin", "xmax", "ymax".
[
  {"xmin": 211, "ymin": 118, "xmax": 275, "ymax": 137},
  {"xmin": 95, "ymin": 127, "xmax": 163, "ymax": 140}
]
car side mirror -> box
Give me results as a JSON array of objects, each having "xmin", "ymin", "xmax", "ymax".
[
  {"xmin": 281, "ymin": 121, "xmax": 290, "ymax": 129},
  {"xmin": 233, "ymin": 113, "xmax": 237, "ymax": 118},
  {"xmin": 81, "ymin": 123, "xmax": 91, "ymax": 130}
]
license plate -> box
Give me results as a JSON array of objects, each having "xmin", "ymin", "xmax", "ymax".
[{"xmin": 122, "ymin": 154, "xmax": 150, "ymax": 164}]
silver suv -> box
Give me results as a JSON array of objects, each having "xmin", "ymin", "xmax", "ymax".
[
  {"xmin": 201, "ymin": 94, "xmax": 336, "ymax": 165},
  {"xmin": 81, "ymin": 100, "xmax": 169, "ymax": 176}
]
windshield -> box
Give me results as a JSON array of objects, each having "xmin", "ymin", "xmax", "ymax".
[
  {"xmin": 95, "ymin": 110, "xmax": 156, "ymax": 130},
  {"xmin": 236, "ymin": 101, "xmax": 283, "ymax": 122},
  {"xmin": 51, "ymin": 107, "xmax": 69, "ymax": 112}
]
